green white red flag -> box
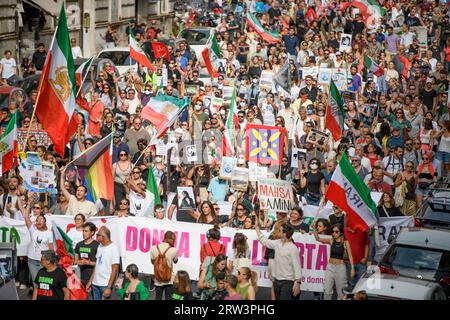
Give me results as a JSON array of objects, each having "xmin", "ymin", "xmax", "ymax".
[
  {"xmin": 201, "ymin": 35, "xmax": 221, "ymax": 78},
  {"xmin": 129, "ymin": 32, "xmax": 157, "ymax": 71},
  {"xmin": 325, "ymin": 80, "xmax": 345, "ymax": 141},
  {"xmin": 246, "ymin": 11, "xmax": 280, "ymax": 43},
  {"xmin": 223, "ymin": 87, "xmax": 237, "ymax": 156},
  {"xmin": 0, "ymin": 112, "xmax": 18, "ymax": 174},
  {"xmin": 34, "ymin": 5, "xmax": 79, "ymax": 157},
  {"xmin": 325, "ymin": 152, "xmax": 379, "ymax": 232},
  {"xmin": 363, "ymin": 54, "xmax": 384, "ymax": 76}
]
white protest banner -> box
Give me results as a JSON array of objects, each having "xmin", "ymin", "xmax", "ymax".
[
  {"xmin": 339, "ymin": 33, "xmax": 352, "ymax": 53},
  {"xmin": 302, "ymin": 203, "xmax": 334, "ymax": 226},
  {"xmin": 302, "ymin": 66, "xmax": 319, "ymax": 80},
  {"xmin": 318, "ymin": 68, "xmax": 332, "ymax": 85},
  {"xmin": 375, "ymin": 216, "xmax": 414, "ymax": 262},
  {"xmin": 220, "ymin": 156, "xmax": 237, "ymax": 179},
  {"xmin": 257, "ymin": 178, "xmax": 294, "ymax": 213},
  {"xmin": 0, "ymin": 217, "xmax": 31, "ymax": 256},
  {"xmin": 1, "ymin": 216, "xmax": 330, "ymax": 291}
]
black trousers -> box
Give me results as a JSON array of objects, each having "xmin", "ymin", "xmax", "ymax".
[
  {"xmin": 273, "ymin": 279, "xmax": 299, "ymax": 300},
  {"xmin": 155, "ymin": 284, "xmax": 174, "ymax": 300}
]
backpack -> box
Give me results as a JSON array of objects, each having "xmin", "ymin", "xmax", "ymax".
[
  {"xmin": 201, "ymin": 243, "xmax": 223, "ymax": 271},
  {"xmin": 154, "ymin": 244, "xmax": 172, "ymax": 283}
]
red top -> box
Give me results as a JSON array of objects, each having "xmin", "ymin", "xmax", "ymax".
[
  {"xmin": 344, "ymin": 228, "xmax": 370, "ymax": 264},
  {"xmin": 200, "ymin": 240, "xmax": 226, "ymax": 266}
]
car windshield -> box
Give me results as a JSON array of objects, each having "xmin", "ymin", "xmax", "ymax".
[
  {"xmin": 382, "ymin": 245, "xmax": 450, "ymax": 281},
  {"xmin": 178, "ymin": 29, "xmax": 210, "ymax": 45},
  {"xmin": 98, "ymin": 51, "xmax": 136, "ymax": 66},
  {"xmin": 422, "ymin": 205, "xmax": 450, "ymax": 225}
]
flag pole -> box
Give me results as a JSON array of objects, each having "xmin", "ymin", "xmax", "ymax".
[
  {"xmin": 21, "ymin": 25, "xmax": 59, "ymax": 154},
  {"xmin": 63, "ymin": 132, "xmax": 113, "ymax": 168}
]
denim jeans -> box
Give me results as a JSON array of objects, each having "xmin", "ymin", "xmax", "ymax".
[
  {"xmin": 91, "ymin": 285, "xmax": 110, "ymax": 300},
  {"xmin": 305, "ymin": 194, "xmax": 321, "ymax": 206},
  {"xmin": 346, "ymin": 263, "xmax": 367, "ymax": 288},
  {"xmin": 27, "ymin": 259, "xmax": 41, "ymax": 286}
]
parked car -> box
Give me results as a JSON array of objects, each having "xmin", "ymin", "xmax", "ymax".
[
  {"xmin": 352, "ymin": 270, "xmax": 447, "ymax": 300},
  {"xmin": 97, "ymin": 47, "xmax": 138, "ymax": 76},
  {"xmin": 378, "ymin": 227, "xmax": 450, "ymax": 298},
  {"xmin": 175, "ymin": 27, "xmax": 215, "ymax": 60},
  {"xmin": 415, "ymin": 178, "xmax": 450, "ymax": 230}
]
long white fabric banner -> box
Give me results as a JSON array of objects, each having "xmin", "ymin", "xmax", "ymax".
[{"xmin": 0, "ymin": 216, "xmax": 329, "ymax": 291}]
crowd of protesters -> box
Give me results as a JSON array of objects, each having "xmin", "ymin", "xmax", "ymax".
[{"xmin": 1, "ymin": 0, "xmax": 450, "ymax": 301}]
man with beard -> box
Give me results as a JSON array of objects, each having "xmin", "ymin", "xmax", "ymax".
[{"xmin": 0, "ymin": 176, "xmax": 23, "ymax": 219}]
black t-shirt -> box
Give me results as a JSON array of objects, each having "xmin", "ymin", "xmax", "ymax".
[
  {"xmin": 420, "ymin": 88, "xmax": 437, "ymax": 111},
  {"xmin": 377, "ymin": 205, "xmax": 404, "ymax": 217},
  {"xmin": 74, "ymin": 240, "xmax": 100, "ymax": 283},
  {"xmin": 288, "ymin": 221, "xmax": 310, "ymax": 233},
  {"xmin": 35, "ymin": 267, "xmax": 68, "ymax": 300},
  {"xmin": 353, "ymin": 21, "xmax": 365, "ymax": 35},
  {"xmin": 304, "ymin": 171, "xmax": 325, "ymax": 197},
  {"xmin": 299, "ymin": 86, "xmax": 319, "ymax": 102},
  {"xmin": 329, "ymin": 214, "xmax": 345, "ymax": 230}
]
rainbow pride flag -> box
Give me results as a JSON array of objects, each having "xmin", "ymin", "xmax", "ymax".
[{"xmin": 72, "ymin": 133, "xmax": 114, "ymax": 202}]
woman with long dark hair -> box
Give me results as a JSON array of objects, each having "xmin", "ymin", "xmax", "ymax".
[
  {"xmin": 171, "ymin": 270, "xmax": 193, "ymax": 300},
  {"xmin": 196, "ymin": 201, "xmax": 218, "ymax": 224},
  {"xmin": 116, "ymin": 264, "xmax": 149, "ymax": 300},
  {"xmin": 227, "ymin": 233, "xmax": 251, "ymax": 275},
  {"xmin": 198, "ymin": 254, "xmax": 229, "ymax": 300}
]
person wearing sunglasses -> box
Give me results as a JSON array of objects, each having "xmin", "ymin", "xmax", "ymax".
[
  {"xmin": 48, "ymin": 192, "xmax": 69, "ymax": 216},
  {"xmin": 314, "ymin": 223, "xmax": 354, "ymax": 300},
  {"xmin": 415, "ymin": 151, "xmax": 438, "ymax": 207},
  {"xmin": 112, "ymin": 150, "xmax": 131, "ymax": 208},
  {"xmin": 300, "ymin": 158, "xmax": 326, "ymax": 206}
]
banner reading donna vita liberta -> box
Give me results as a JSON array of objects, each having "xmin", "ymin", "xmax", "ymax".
[{"xmin": 0, "ymin": 216, "xmax": 330, "ymax": 292}]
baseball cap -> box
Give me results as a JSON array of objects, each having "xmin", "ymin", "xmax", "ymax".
[
  {"xmin": 200, "ymin": 86, "xmax": 206, "ymax": 91},
  {"xmin": 426, "ymin": 78, "xmax": 433, "ymax": 84},
  {"xmin": 113, "ymin": 131, "xmax": 123, "ymax": 138}
]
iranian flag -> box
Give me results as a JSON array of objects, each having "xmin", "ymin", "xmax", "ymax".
[
  {"xmin": 129, "ymin": 32, "xmax": 157, "ymax": 71},
  {"xmin": 0, "ymin": 112, "xmax": 18, "ymax": 174},
  {"xmin": 35, "ymin": 5, "xmax": 79, "ymax": 157},
  {"xmin": 201, "ymin": 35, "xmax": 221, "ymax": 78},
  {"xmin": 75, "ymin": 57, "xmax": 94, "ymax": 112},
  {"xmin": 223, "ymin": 87, "xmax": 237, "ymax": 156},
  {"xmin": 141, "ymin": 94, "xmax": 189, "ymax": 142},
  {"xmin": 325, "ymin": 80, "xmax": 345, "ymax": 142},
  {"xmin": 151, "ymin": 41, "xmax": 170, "ymax": 60},
  {"xmin": 246, "ymin": 11, "xmax": 280, "ymax": 43},
  {"xmin": 363, "ymin": 54, "xmax": 384, "ymax": 76},
  {"xmin": 342, "ymin": 0, "xmax": 385, "ymax": 22},
  {"xmin": 52, "ymin": 221, "xmax": 88, "ymax": 300},
  {"xmin": 146, "ymin": 164, "xmax": 161, "ymax": 210},
  {"xmin": 325, "ymin": 152, "xmax": 379, "ymax": 232}
]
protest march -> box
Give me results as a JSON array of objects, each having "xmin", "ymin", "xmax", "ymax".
[{"xmin": 0, "ymin": 0, "xmax": 450, "ymax": 303}]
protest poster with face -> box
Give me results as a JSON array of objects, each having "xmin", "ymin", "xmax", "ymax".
[
  {"xmin": 306, "ymin": 128, "xmax": 330, "ymax": 148},
  {"xmin": 332, "ymin": 68, "xmax": 348, "ymax": 91},
  {"xmin": 339, "ymin": 33, "xmax": 352, "ymax": 53},
  {"xmin": 177, "ymin": 187, "xmax": 196, "ymax": 210},
  {"xmin": 318, "ymin": 68, "xmax": 332, "ymax": 85},
  {"xmin": 185, "ymin": 144, "xmax": 198, "ymax": 162}
]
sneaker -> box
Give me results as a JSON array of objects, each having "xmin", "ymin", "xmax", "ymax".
[{"xmin": 19, "ymin": 284, "xmax": 27, "ymax": 290}]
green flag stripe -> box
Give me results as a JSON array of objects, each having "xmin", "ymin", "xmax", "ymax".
[
  {"xmin": 55, "ymin": 5, "xmax": 77, "ymax": 96},
  {"xmin": 147, "ymin": 165, "xmax": 161, "ymax": 205},
  {"xmin": 1, "ymin": 112, "xmax": 16, "ymax": 138},
  {"xmin": 339, "ymin": 153, "xmax": 379, "ymax": 217}
]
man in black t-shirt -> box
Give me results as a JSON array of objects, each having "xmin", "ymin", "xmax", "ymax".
[
  {"xmin": 32, "ymin": 250, "xmax": 69, "ymax": 301},
  {"xmin": 75, "ymin": 222, "xmax": 100, "ymax": 287}
]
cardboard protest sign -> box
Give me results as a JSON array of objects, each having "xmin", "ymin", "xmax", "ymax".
[
  {"xmin": 18, "ymin": 152, "xmax": 57, "ymax": 194},
  {"xmin": 231, "ymin": 167, "xmax": 249, "ymax": 191},
  {"xmin": 259, "ymin": 70, "xmax": 274, "ymax": 91},
  {"xmin": 203, "ymin": 95, "xmax": 213, "ymax": 110},
  {"xmin": 332, "ymin": 68, "xmax": 348, "ymax": 91},
  {"xmin": 220, "ymin": 156, "xmax": 237, "ymax": 179},
  {"xmin": 302, "ymin": 66, "xmax": 319, "ymax": 80},
  {"xmin": 211, "ymin": 97, "xmax": 223, "ymax": 114},
  {"xmin": 185, "ymin": 84, "xmax": 199, "ymax": 96},
  {"xmin": 306, "ymin": 128, "xmax": 329, "ymax": 148},
  {"xmin": 257, "ymin": 178, "xmax": 295, "ymax": 213},
  {"xmin": 318, "ymin": 68, "xmax": 332, "ymax": 85},
  {"xmin": 249, "ymin": 162, "xmax": 268, "ymax": 181},
  {"xmin": 185, "ymin": 144, "xmax": 198, "ymax": 162},
  {"xmin": 339, "ymin": 33, "xmax": 352, "ymax": 53},
  {"xmin": 222, "ymin": 86, "xmax": 234, "ymax": 104}
]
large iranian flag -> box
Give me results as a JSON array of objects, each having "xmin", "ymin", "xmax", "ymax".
[
  {"xmin": 223, "ymin": 87, "xmax": 237, "ymax": 156},
  {"xmin": 325, "ymin": 80, "xmax": 345, "ymax": 142},
  {"xmin": 325, "ymin": 152, "xmax": 379, "ymax": 232},
  {"xmin": 363, "ymin": 54, "xmax": 384, "ymax": 76},
  {"xmin": 0, "ymin": 112, "xmax": 18, "ymax": 174},
  {"xmin": 35, "ymin": 5, "xmax": 79, "ymax": 157},
  {"xmin": 129, "ymin": 32, "xmax": 156, "ymax": 71},
  {"xmin": 201, "ymin": 35, "xmax": 221, "ymax": 78},
  {"xmin": 246, "ymin": 11, "xmax": 280, "ymax": 43},
  {"xmin": 342, "ymin": 0, "xmax": 385, "ymax": 22}
]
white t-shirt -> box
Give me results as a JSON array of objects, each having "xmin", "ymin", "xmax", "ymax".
[
  {"xmin": 27, "ymin": 225, "xmax": 53, "ymax": 261},
  {"xmin": 67, "ymin": 195, "xmax": 97, "ymax": 217},
  {"xmin": 0, "ymin": 57, "xmax": 17, "ymax": 79},
  {"xmin": 67, "ymin": 228, "xmax": 84, "ymax": 250},
  {"xmin": 71, "ymin": 46, "xmax": 83, "ymax": 59},
  {"xmin": 92, "ymin": 243, "xmax": 120, "ymax": 287}
]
